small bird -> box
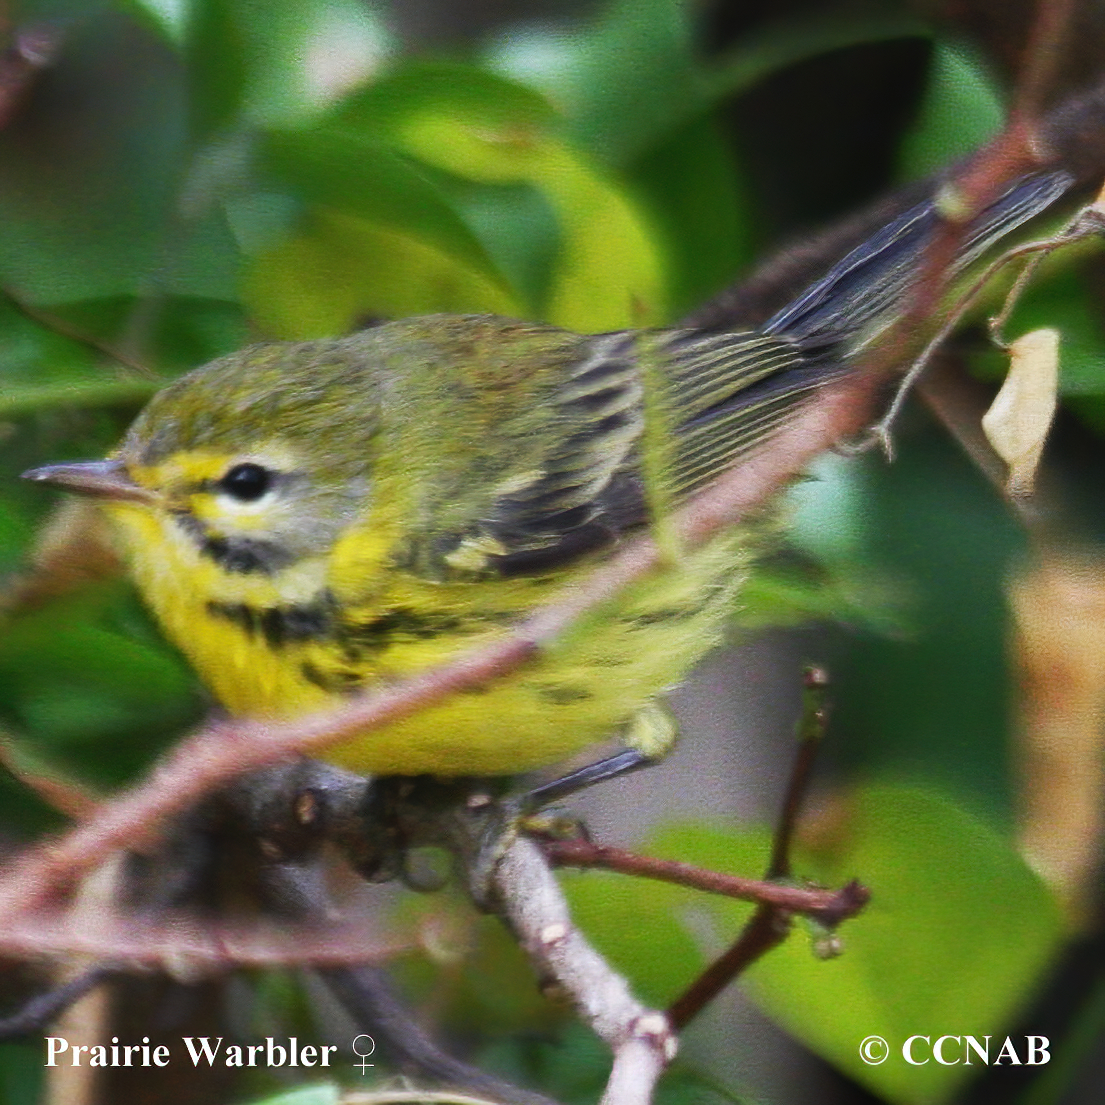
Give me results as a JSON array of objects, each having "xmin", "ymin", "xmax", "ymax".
[{"xmin": 24, "ymin": 172, "xmax": 1068, "ymax": 777}]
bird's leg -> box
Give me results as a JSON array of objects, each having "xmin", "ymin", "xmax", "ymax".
[{"xmin": 519, "ymin": 702, "xmax": 675, "ymax": 814}]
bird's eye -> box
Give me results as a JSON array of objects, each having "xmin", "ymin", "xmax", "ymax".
[{"xmin": 218, "ymin": 463, "xmax": 273, "ymax": 502}]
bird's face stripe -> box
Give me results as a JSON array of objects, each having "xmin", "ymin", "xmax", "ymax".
[{"xmin": 171, "ymin": 510, "xmax": 296, "ymax": 575}]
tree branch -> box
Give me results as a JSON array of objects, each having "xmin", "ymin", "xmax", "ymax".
[
  {"xmin": 667, "ymin": 668, "xmax": 832, "ymax": 1030},
  {"xmin": 492, "ymin": 833, "xmax": 676, "ymax": 1105},
  {"xmin": 543, "ymin": 839, "xmax": 867, "ymax": 928}
]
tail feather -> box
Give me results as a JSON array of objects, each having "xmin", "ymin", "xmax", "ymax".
[{"xmin": 762, "ymin": 170, "xmax": 1072, "ymax": 348}]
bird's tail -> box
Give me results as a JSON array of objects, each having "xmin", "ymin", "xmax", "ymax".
[{"xmin": 762, "ymin": 170, "xmax": 1073, "ymax": 350}]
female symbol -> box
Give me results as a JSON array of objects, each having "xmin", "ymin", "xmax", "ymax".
[{"xmin": 351, "ymin": 1034, "xmax": 376, "ymax": 1075}]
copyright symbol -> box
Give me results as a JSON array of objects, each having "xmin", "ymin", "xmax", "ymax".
[{"xmin": 859, "ymin": 1035, "xmax": 889, "ymax": 1065}]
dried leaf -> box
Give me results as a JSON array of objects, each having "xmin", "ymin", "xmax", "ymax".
[
  {"xmin": 980, "ymin": 327, "xmax": 1059, "ymax": 496},
  {"xmin": 1009, "ymin": 554, "xmax": 1105, "ymax": 926}
]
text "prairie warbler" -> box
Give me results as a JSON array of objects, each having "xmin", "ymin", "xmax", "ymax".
[{"xmin": 24, "ymin": 172, "xmax": 1068, "ymax": 776}]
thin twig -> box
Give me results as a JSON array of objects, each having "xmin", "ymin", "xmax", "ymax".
[
  {"xmin": 866, "ymin": 224, "xmax": 1084, "ymax": 452},
  {"xmin": 319, "ymin": 965, "xmax": 563, "ymax": 1105},
  {"xmin": 0, "ymin": 911, "xmax": 409, "ymax": 968},
  {"xmin": 869, "ymin": 0, "xmax": 1082, "ymax": 453},
  {"xmin": 666, "ymin": 907, "xmax": 789, "ymax": 1032},
  {"xmin": 0, "ymin": 965, "xmax": 115, "ymax": 1040},
  {"xmin": 4, "ymin": 289, "xmax": 159, "ymax": 379},
  {"xmin": 0, "ymin": 730, "xmax": 101, "ymax": 821},
  {"xmin": 666, "ymin": 668, "xmax": 832, "ymax": 1030},
  {"xmin": 916, "ymin": 354, "xmax": 1047, "ymax": 529},
  {"xmin": 769, "ymin": 667, "xmax": 829, "ymax": 878},
  {"xmin": 1009, "ymin": 0, "xmax": 1079, "ymax": 129},
  {"xmin": 543, "ymin": 839, "xmax": 866, "ymax": 928}
]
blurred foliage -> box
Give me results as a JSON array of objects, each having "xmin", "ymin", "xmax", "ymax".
[{"xmin": 2, "ymin": 1, "xmax": 1105, "ymax": 1104}]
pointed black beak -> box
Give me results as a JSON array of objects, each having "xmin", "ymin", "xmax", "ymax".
[{"xmin": 21, "ymin": 459, "xmax": 157, "ymax": 504}]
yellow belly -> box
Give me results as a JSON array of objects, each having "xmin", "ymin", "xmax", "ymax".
[{"xmin": 112, "ymin": 503, "xmax": 746, "ymax": 775}]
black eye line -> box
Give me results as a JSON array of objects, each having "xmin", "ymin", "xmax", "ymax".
[
  {"xmin": 183, "ymin": 465, "xmax": 296, "ymax": 499},
  {"xmin": 188, "ymin": 472, "xmax": 278, "ymax": 492}
]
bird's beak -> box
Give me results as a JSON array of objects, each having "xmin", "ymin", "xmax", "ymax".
[{"xmin": 21, "ymin": 459, "xmax": 157, "ymax": 504}]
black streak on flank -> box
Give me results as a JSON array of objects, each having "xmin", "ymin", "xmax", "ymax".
[
  {"xmin": 533, "ymin": 682, "xmax": 594, "ymax": 705},
  {"xmin": 206, "ymin": 593, "xmax": 337, "ymax": 649},
  {"xmin": 300, "ymin": 660, "xmax": 364, "ymax": 694},
  {"xmin": 336, "ymin": 609, "xmax": 465, "ymax": 657}
]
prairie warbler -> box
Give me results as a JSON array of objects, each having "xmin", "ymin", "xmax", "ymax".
[{"xmin": 24, "ymin": 173, "xmax": 1067, "ymax": 776}]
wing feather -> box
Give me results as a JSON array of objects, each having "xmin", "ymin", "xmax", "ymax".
[{"xmin": 384, "ymin": 170, "xmax": 1070, "ymax": 580}]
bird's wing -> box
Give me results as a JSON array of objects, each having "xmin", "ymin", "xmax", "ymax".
[
  {"xmin": 374, "ymin": 170, "xmax": 1072, "ymax": 582},
  {"xmin": 374, "ymin": 317, "xmax": 816, "ymax": 581}
]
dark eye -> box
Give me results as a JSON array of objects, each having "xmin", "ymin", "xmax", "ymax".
[{"xmin": 219, "ymin": 463, "xmax": 273, "ymax": 502}]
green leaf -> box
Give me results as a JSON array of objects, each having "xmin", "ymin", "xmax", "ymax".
[
  {"xmin": 327, "ymin": 59, "xmax": 557, "ymax": 137},
  {"xmin": 488, "ymin": 0, "xmax": 698, "ymax": 166},
  {"xmin": 898, "ymin": 40, "xmax": 1005, "ymax": 180},
  {"xmin": 185, "ymin": 0, "xmax": 380, "ymax": 133},
  {"xmin": 0, "ymin": 1042, "xmax": 43, "ymax": 1105},
  {"xmin": 258, "ymin": 128, "xmax": 505, "ymax": 286},
  {"xmin": 0, "ymin": 293, "xmax": 161, "ymax": 415},
  {"xmin": 0, "ymin": 290, "xmax": 241, "ymax": 416},
  {"xmin": 628, "ymin": 111, "xmax": 753, "ymax": 319},
  {"xmin": 395, "ymin": 114, "xmax": 668, "ymax": 329},
  {"xmin": 0, "ymin": 378, "xmax": 159, "ymax": 417},
  {"xmin": 183, "ymin": 0, "xmax": 249, "ymax": 135},
  {"xmin": 295, "ymin": 60, "xmax": 667, "ymax": 328},
  {"xmin": 239, "ymin": 1084, "xmax": 339, "ymax": 1105},
  {"xmin": 0, "ymin": 14, "xmax": 189, "ymax": 304},
  {"xmin": 488, "ymin": 5, "xmax": 928, "ymax": 166},
  {"xmin": 744, "ymin": 785, "xmax": 1064, "ymax": 1104},
  {"xmin": 704, "ymin": 9, "xmax": 931, "ymax": 112},
  {"xmin": 0, "ymin": 586, "xmax": 201, "ymax": 785},
  {"xmin": 737, "ymin": 557, "xmax": 909, "ymax": 637},
  {"xmin": 242, "ymin": 209, "xmax": 521, "ymax": 339},
  {"xmin": 979, "ymin": 264, "xmax": 1105, "ymax": 397},
  {"xmin": 306, "ymin": 61, "xmax": 565, "ymax": 314},
  {"xmin": 123, "ymin": 0, "xmax": 192, "ymax": 46},
  {"xmin": 39, "ymin": 295, "xmax": 249, "ymax": 374}
]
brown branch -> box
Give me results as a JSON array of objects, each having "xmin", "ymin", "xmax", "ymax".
[
  {"xmin": 1009, "ymin": 0, "xmax": 1079, "ymax": 128},
  {"xmin": 543, "ymin": 839, "xmax": 867, "ymax": 928},
  {"xmin": 0, "ymin": 729, "xmax": 101, "ymax": 821},
  {"xmin": 902, "ymin": 124, "xmax": 1043, "ymax": 332},
  {"xmin": 667, "ymin": 667, "xmax": 834, "ymax": 1030},
  {"xmin": 0, "ymin": 908, "xmax": 409, "ymax": 969},
  {"xmin": 0, "ymin": 21, "xmax": 63, "ymax": 130},
  {"xmin": 667, "ymin": 906, "xmax": 789, "ymax": 1032},
  {"xmin": 897, "ymin": 0, "xmax": 1081, "ymax": 358},
  {"xmin": 891, "ymin": 0, "xmax": 1079, "ymax": 344},
  {"xmin": 491, "ymin": 833, "xmax": 676, "ymax": 1105}
]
